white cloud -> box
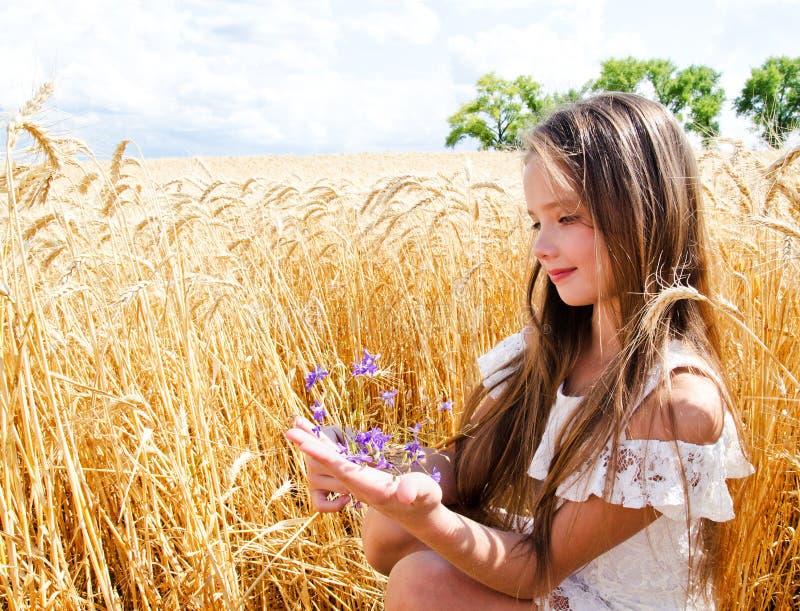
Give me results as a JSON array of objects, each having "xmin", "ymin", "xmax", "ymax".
[
  {"xmin": 344, "ymin": 0, "xmax": 440, "ymax": 45},
  {"xmin": 447, "ymin": 3, "xmax": 611, "ymax": 91},
  {"xmin": 712, "ymin": 0, "xmax": 800, "ymax": 6},
  {"xmin": 0, "ymin": 0, "xmax": 347, "ymax": 154},
  {"xmin": 264, "ymin": 66, "xmax": 455, "ymax": 151},
  {"xmin": 439, "ymin": 0, "xmax": 595, "ymax": 12},
  {"xmin": 1, "ymin": 0, "xmax": 798, "ymax": 156}
]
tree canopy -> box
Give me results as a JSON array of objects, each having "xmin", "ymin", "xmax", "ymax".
[
  {"xmin": 444, "ymin": 73, "xmax": 573, "ymax": 150},
  {"xmin": 446, "ymin": 57, "xmax": 799, "ymax": 150},
  {"xmin": 591, "ymin": 57, "xmax": 725, "ymax": 138},
  {"xmin": 735, "ymin": 56, "xmax": 800, "ymax": 148}
]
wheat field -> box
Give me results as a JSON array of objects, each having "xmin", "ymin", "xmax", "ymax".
[{"xmin": 1, "ymin": 85, "xmax": 798, "ymax": 609}]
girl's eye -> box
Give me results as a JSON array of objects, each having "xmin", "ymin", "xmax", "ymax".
[
  {"xmin": 530, "ymin": 221, "xmax": 541, "ymax": 231},
  {"xmin": 559, "ymin": 215, "xmax": 578, "ymax": 224}
]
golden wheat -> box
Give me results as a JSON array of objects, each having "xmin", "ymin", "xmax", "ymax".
[{"xmin": 0, "ymin": 90, "xmax": 797, "ymax": 609}]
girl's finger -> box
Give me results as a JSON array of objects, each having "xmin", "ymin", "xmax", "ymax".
[
  {"xmin": 289, "ymin": 431, "xmax": 364, "ymax": 479},
  {"xmin": 308, "ymin": 474, "xmax": 351, "ymax": 495},
  {"xmin": 286, "ymin": 428, "xmax": 354, "ymax": 477},
  {"xmin": 292, "ymin": 416, "xmax": 317, "ymax": 434},
  {"xmin": 396, "ymin": 472, "xmax": 441, "ymax": 507},
  {"xmin": 291, "ymin": 417, "xmax": 341, "ymax": 446},
  {"xmin": 395, "ymin": 474, "xmax": 422, "ymax": 505},
  {"xmin": 288, "ymin": 428, "xmax": 388, "ymax": 482},
  {"xmin": 286, "ymin": 427, "xmax": 339, "ymax": 459},
  {"xmin": 310, "ymin": 489, "xmax": 352, "ymax": 513}
]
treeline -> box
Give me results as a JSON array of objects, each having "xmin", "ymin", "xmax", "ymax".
[{"xmin": 446, "ymin": 56, "xmax": 800, "ymax": 149}]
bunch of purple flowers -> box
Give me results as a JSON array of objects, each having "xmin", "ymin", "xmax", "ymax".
[
  {"xmin": 301, "ymin": 348, "xmax": 453, "ymax": 490},
  {"xmin": 339, "ymin": 426, "xmax": 394, "ymax": 469}
]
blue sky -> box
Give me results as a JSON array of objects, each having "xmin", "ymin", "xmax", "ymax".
[{"xmin": 2, "ymin": 0, "xmax": 798, "ymax": 158}]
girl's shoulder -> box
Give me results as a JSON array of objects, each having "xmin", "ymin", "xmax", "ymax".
[
  {"xmin": 551, "ymin": 406, "xmax": 753, "ymax": 522},
  {"xmin": 627, "ymin": 341, "xmax": 726, "ymax": 445},
  {"xmin": 627, "ymin": 368, "xmax": 725, "ymax": 445},
  {"xmin": 528, "ymin": 339, "xmax": 754, "ymax": 522}
]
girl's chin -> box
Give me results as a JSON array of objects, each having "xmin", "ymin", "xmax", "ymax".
[{"xmin": 555, "ymin": 292, "xmax": 596, "ymax": 308}]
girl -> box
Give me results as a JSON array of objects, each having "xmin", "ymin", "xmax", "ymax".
[{"xmin": 286, "ymin": 93, "xmax": 753, "ymax": 609}]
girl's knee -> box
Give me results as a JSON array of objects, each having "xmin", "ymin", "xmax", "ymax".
[
  {"xmin": 362, "ymin": 509, "xmax": 427, "ymax": 575},
  {"xmin": 384, "ymin": 551, "xmax": 451, "ymax": 610},
  {"xmin": 385, "ymin": 551, "xmax": 532, "ymax": 610}
]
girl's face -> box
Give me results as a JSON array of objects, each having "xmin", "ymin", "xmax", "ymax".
[{"xmin": 523, "ymin": 160, "xmax": 611, "ymax": 308}]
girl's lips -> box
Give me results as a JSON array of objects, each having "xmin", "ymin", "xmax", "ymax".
[{"xmin": 548, "ymin": 267, "xmax": 576, "ymax": 282}]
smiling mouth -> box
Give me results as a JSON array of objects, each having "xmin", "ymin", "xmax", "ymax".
[{"xmin": 548, "ymin": 268, "xmax": 576, "ymax": 282}]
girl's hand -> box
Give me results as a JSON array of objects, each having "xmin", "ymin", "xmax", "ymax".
[
  {"xmin": 286, "ymin": 424, "xmax": 443, "ymax": 522},
  {"xmin": 290, "ymin": 416, "xmax": 352, "ymax": 512}
]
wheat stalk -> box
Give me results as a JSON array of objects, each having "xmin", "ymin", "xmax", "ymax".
[{"xmin": 0, "ymin": 97, "xmax": 797, "ymax": 608}]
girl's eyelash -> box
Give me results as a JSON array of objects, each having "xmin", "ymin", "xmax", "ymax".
[{"xmin": 528, "ymin": 215, "xmax": 581, "ymax": 231}]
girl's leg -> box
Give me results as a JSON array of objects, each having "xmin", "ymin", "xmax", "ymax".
[
  {"xmin": 385, "ymin": 550, "xmax": 534, "ymax": 610},
  {"xmin": 361, "ymin": 507, "xmax": 432, "ymax": 575}
]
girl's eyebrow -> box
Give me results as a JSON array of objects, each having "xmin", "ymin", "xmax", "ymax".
[
  {"xmin": 527, "ymin": 195, "xmax": 583, "ymax": 218},
  {"xmin": 527, "ymin": 200, "xmax": 565, "ymax": 217}
]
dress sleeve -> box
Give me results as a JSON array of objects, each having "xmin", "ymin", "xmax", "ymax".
[
  {"xmin": 554, "ymin": 412, "xmax": 754, "ymax": 522},
  {"xmin": 476, "ymin": 331, "xmax": 525, "ymax": 399}
]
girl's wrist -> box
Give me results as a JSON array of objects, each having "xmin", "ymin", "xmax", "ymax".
[{"xmin": 403, "ymin": 501, "xmax": 457, "ymax": 547}]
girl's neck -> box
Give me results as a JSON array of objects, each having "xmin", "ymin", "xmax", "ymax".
[
  {"xmin": 564, "ymin": 303, "xmax": 621, "ymax": 396},
  {"xmin": 590, "ymin": 302, "xmax": 622, "ymax": 360}
]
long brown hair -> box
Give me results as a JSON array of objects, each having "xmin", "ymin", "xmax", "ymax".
[{"xmin": 453, "ymin": 92, "xmax": 733, "ymax": 599}]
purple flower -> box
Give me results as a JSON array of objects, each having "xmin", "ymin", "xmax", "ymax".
[
  {"xmin": 407, "ymin": 421, "xmax": 425, "ymax": 437},
  {"xmin": 352, "ymin": 349, "xmax": 380, "ymax": 377},
  {"xmin": 337, "ymin": 424, "xmax": 398, "ymax": 475},
  {"xmin": 304, "ymin": 365, "xmax": 329, "ymax": 390},
  {"xmin": 310, "ymin": 400, "xmax": 326, "ymax": 437},
  {"xmin": 346, "ymin": 451, "xmax": 373, "ymax": 465},
  {"xmin": 430, "ymin": 466, "xmax": 441, "ymax": 483},
  {"xmin": 370, "ymin": 427, "xmax": 392, "ymax": 451},
  {"xmin": 354, "ymin": 427, "xmax": 392, "ymax": 453},
  {"xmin": 405, "ymin": 439, "xmax": 424, "ymax": 465},
  {"xmin": 312, "ymin": 400, "xmax": 326, "ymax": 423},
  {"xmin": 375, "ymin": 455, "xmax": 394, "ymax": 470},
  {"xmin": 438, "ymin": 400, "xmax": 453, "ymax": 413},
  {"xmin": 340, "ymin": 426, "xmax": 393, "ymax": 469},
  {"xmin": 380, "ymin": 389, "xmax": 399, "ymax": 407}
]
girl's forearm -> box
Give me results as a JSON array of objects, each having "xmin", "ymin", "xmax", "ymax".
[
  {"xmin": 401, "ymin": 503, "xmax": 539, "ymax": 599},
  {"xmin": 288, "ymin": 423, "xmax": 539, "ymax": 595},
  {"xmin": 361, "ymin": 508, "xmax": 432, "ymax": 575}
]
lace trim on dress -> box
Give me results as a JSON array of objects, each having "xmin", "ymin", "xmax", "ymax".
[
  {"xmin": 546, "ymin": 579, "xmax": 614, "ymax": 610},
  {"xmin": 542, "ymin": 413, "xmax": 753, "ymax": 521},
  {"xmin": 477, "ymin": 331, "xmax": 525, "ymax": 399},
  {"xmin": 478, "ymin": 331, "xmax": 754, "ymax": 523}
]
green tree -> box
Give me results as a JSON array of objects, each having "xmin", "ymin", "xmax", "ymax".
[
  {"xmin": 735, "ymin": 56, "xmax": 800, "ymax": 148},
  {"xmin": 445, "ymin": 73, "xmax": 551, "ymax": 150},
  {"xmin": 592, "ymin": 57, "xmax": 649, "ymax": 92},
  {"xmin": 662, "ymin": 65, "xmax": 726, "ymax": 137},
  {"xmin": 592, "ymin": 57, "xmax": 725, "ymax": 138}
]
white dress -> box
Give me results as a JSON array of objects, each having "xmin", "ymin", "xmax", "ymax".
[{"xmin": 477, "ymin": 332, "xmax": 754, "ymax": 610}]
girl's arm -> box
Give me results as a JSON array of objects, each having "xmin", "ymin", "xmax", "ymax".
[
  {"xmin": 286, "ymin": 370, "xmax": 722, "ymax": 598},
  {"xmin": 292, "ymin": 417, "xmax": 459, "ymax": 509},
  {"xmin": 294, "ymin": 392, "xmax": 499, "ymax": 575},
  {"xmin": 286, "ymin": 424, "xmax": 658, "ymax": 599},
  {"xmin": 359, "ymin": 443, "xmax": 459, "ymax": 575}
]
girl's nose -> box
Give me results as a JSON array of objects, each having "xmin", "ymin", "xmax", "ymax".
[{"xmin": 532, "ymin": 230, "xmax": 556, "ymax": 260}]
